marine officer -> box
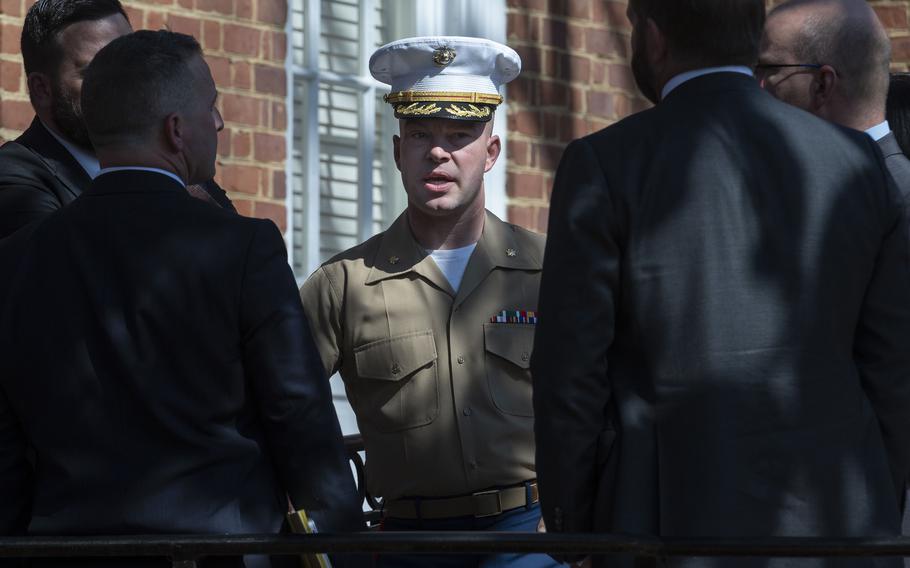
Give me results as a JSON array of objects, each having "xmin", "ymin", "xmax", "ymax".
[{"xmin": 299, "ymin": 36, "xmax": 555, "ymax": 567}]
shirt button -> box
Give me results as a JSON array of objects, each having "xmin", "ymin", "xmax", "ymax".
[
  {"xmin": 463, "ymin": 407, "xmax": 473, "ymax": 416},
  {"xmin": 457, "ymin": 355, "xmax": 465, "ymax": 364},
  {"xmin": 521, "ymin": 352, "xmax": 529, "ymax": 362},
  {"xmin": 391, "ymin": 363, "xmax": 401, "ymax": 375}
]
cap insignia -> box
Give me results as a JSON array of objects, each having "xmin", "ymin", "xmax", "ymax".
[
  {"xmin": 433, "ymin": 47, "xmax": 456, "ymax": 67},
  {"xmin": 447, "ymin": 104, "xmax": 491, "ymax": 119},
  {"xmin": 395, "ymin": 102, "xmax": 442, "ymax": 116}
]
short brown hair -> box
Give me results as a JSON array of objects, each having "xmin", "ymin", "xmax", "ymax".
[{"xmin": 628, "ymin": 0, "xmax": 765, "ymax": 67}]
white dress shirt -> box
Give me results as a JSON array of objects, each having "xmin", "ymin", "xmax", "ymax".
[{"xmin": 661, "ymin": 66, "xmax": 755, "ymax": 100}]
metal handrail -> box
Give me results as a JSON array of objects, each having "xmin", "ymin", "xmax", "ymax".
[{"xmin": 3, "ymin": 533, "xmax": 910, "ymax": 561}]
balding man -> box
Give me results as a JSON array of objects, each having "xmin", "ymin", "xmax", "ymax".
[{"xmin": 759, "ymin": 0, "xmax": 910, "ymax": 193}]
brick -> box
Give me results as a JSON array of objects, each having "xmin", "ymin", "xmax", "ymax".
[
  {"xmin": 875, "ymin": 6, "xmax": 908, "ymax": 30},
  {"xmin": 123, "ymin": 6, "xmax": 144, "ymax": 28},
  {"xmin": 220, "ymin": 164, "xmax": 261, "ymax": 194},
  {"xmin": 509, "ymin": 109, "xmax": 541, "ymax": 137},
  {"xmin": 236, "ymin": 0, "xmax": 253, "ymax": 20},
  {"xmin": 542, "ymin": 49, "xmax": 557, "ymax": 76},
  {"xmin": 567, "ymin": 22, "xmax": 586, "ymax": 50},
  {"xmin": 509, "ymin": 139, "xmax": 531, "ymax": 167},
  {"xmin": 272, "ymin": 31, "xmax": 287, "ymax": 61},
  {"xmin": 255, "ymin": 64, "xmax": 286, "ymax": 96},
  {"xmin": 609, "ymin": 63, "xmax": 636, "ymax": 90},
  {"xmin": 1, "ymin": 60, "xmax": 20, "ymax": 92},
  {"xmin": 507, "ymin": 12, "xmax": 530, "ymax": 40},
  {"xmin": 177, "ymin": 0, "xmax": 193, "ymax": 10},
  {"xmin": 534, "ymin": 18, "xmax": 567, "ymax": 48},
  {"xmin": 1, "ymin": 23, "xmax": 22, "ymax": 54},
  {"xmin": 570, "ymin": 88, "xmax": 585, "ymax": 112},
  {"xmin": 258, "ymin": 0, "xmax": 287, "ymax": 26},
  {"xmin": 586, "ymin": 29, "xmax": 630, "ymax": 58},
  {"xmin": 537, "ymin": 143, "xmax": 565, "ymax": 171},
  {"xmin": 544, "ymin": 0, "xmax": 567, "ymax": 17},
  {"xmin": 507, "ymin": 0, "xmax": 545, "ymax": 10},
  {"xmin": 507, "ymin": 171, "xmax": 545, "ymax": 200},
  {"xmin": 893, "ymin": 36, "xmax": 910, "ymax": 61},
  {"xmin": 568, "ymin": 0, "xmax": 590, "ymax": 19},
  {"xmin": 587, "ymin": 91, "xmax": 614, "ymax": 118},
  {"xmin": 197, "ymin": 0, "xmax": 233, "ymax": 16},
  {"xmin": 507, "ymin": 205, "xmax": 534, "ymax": 230},
  {"xmin": 600, "ymin": 0, "xmax": 631, "ymax": 30},
  {"xmin": 223, "ymin": 24, "xmax": 260, "ymax": 57},
  {"xmin": 217, "ymin": 128, "xmax": 231, "ymax": 158},
  {"xmin": 233, "ymin": 61, "xmax": 252, "ymax": 89},
  {"xmin": 272, "ymin": 101, "xmax": 287, "ymax": 130},
  {"xmin": 222, "ymin": 93, "xmax": 261, "ymax": 126},
  {"xmin": 560, "ymin": 116, "xmax": 589, "ymax": 142},
  {"xmin": 203, "ymin": 20, "xmax": 221, "ymax": 51},
  {"xmin": 514, "ymin": 45, "xmax": 540, "ymax": 74},
  {"xmin": 1, "ymin": 99, "xmax": 33, "ymax": 131},
  {"xmin": 254, "ymin": 132, "xmax": 286, "ymax": 162},
  {"xmin": 207, "ymin": 55, "xmax": 231, "ymax": 87},
  {"xmin": 536, "ymin": 207, "xmax": 550, "ymax": 233},
  {"xmin": 145, "ymin": 11, "xmax": 166, "ymax": 31},
  {"xmin": 507, "ymin": 77, "xmax": 535, "ymax": 105},
  {"xmin": 592, "ymin": 61, "xmax": 606, "ymax": 84},
  {"xmin": 232, "ymin": 130, "xmax": 251, "ymax": 158},
  {"xmin": 273, "ymin": 170, "xmax": 286, "ymax": 199},
  {"xmin": 254, "ymin": 201, "xmax": 286, "ymax": 232},
  {"xmin": 167, "ymin": 15, "xmax": 201, "ymax": 38},
  {"xmin": 538, "ymin": 80, "xmax": 568, "ymax": 106},
  {"xmin": 1, "ymin": 0, "xmax": 22, "ymax": 17},
  {"xmin": 233, "ymin": 199, "xmax": 254, "ymax": 217},
  {"xmin": 146, "ymin": 0, "xmax": 173, "ymax": 6},
  {"xmin": 561, "ymin": 54, "xmax": 590, "ymax": 82}
]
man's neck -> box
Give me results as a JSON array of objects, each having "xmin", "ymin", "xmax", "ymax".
[{"xmin": 407, "ymin": 197, "xmax": 485, "ymax": 251}]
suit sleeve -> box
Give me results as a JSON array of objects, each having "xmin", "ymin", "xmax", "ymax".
[
  {"xmin": 239, "ymin": 220, "xmax": 363, "ymax": 534},
  {"xmin": 0, "ymin": 176, "xmax": 60, "ymax": 239},
  {"xmin": 531, "ymin": 137, "xmax": 620, "ymax": 536},
  {"xmin": 299, "ymin": 266, "xmax": 344, "ymax": 378},
  {"xmin": 854, "ymin": 151, "xmax": 910, "ymax": 504},
  {"xmin": 0, "ymin": 387, "xmax": 31, "ymax": 536}
]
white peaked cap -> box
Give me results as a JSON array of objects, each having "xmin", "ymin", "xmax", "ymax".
[{"xmin": 370, "ymin": 36, "xmax": 522, "ymax": 122}]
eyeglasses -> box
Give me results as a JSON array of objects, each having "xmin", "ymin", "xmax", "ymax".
[{"xmin": 754, "ymin": 63, "xmax": 823, "ymax": 80}]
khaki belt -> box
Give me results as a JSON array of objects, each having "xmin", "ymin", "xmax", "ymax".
[{"xmin": 384, "ymin": 481, "xmax": 538, "ymax": 520}]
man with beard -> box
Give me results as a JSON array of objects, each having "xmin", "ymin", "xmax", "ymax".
[
  {"xmin": 0, "ymin": 0, "xmax": 233, "ymax": 240},
  {"xmin": 532, "ymin": 1, "xmax": 910, "ymax": 567}
]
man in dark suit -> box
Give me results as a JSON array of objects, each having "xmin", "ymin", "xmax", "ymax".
[
  {"xmin": 0, "ymin": 30, "xmax": 362, "ymax": 567},
  {"xmin": 531, "ymin": 1, "xmax": 910, "ymax": 567},
  {"xmin": 759, "ymin": 0, "xmax": 910, "ymax": 193},
  {"xmin": 760, "ymin": 0, "xmax": 910, "ymax": 555},
  {"xmin": 0, "ymin": 0, "xmax": 233, "ymax": 240}
]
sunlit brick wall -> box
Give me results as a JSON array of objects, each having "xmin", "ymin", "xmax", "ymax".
[
  {"xmin": 504, "ymin": 0, "xmax": 910, "ymax": 233},
  {"xmin": 0, "ymin": 0, "xmax": 288, "ymax": 230}
]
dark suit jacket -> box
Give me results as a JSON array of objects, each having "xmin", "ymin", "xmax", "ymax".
[
  {"xmin": 0, "ymin": 171, "xmax": 362, "ymax": 554},
  {"xmin": 879, "ymin": 132, "xmax": 910, "ymax": 199},
  {"xmin": 532, "ymin": 73, "xmax": 910, "ymax": 567},
  {"xmin": 0, "ymin": 118, "xmax": 235, "ymax": 239}
]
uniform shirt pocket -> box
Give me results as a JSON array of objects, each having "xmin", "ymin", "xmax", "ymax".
[
  {"xmin": 352, "ymin": 329, "xmax": 439, "ymax": 432},
  {"xmin": 483, "ymin": 323, "xmax": 534, "ymax": 417}
]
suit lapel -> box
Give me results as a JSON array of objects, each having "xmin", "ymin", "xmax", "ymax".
[
  {"xmin": 877, "ymin": 132, "xmax": 904, "ymax": 158},
  {"xmin": 17, "ymin": 118, "xmax": 92, "ymax": 200}
]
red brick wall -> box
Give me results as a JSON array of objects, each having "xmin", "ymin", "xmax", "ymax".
[
  {"xmin": 0, "ymin": 0, "xmax": 288, "ymax": 230},
  {"xmin": 504, "ymin": 0, "xmax": 910, "ymax": 234}
]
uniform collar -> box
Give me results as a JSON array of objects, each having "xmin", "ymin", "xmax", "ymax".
[{"xmin": 366, "ymin": 209, "xmax": 541, "ymax": 300}]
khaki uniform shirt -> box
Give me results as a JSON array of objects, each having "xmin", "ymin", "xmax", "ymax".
[{"xmin": 300, "ymin": 210, "xmax": 545, "ymax": 501}]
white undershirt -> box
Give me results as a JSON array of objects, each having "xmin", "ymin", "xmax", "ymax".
[
  {"xmin": 661, "ymin": 66, "xmax": 754, "ymax": 100},
  {"xmin": 429, "ymin": 243, "xmax": 476, "ymax": 292},
  {"xmin": 97, "ymin": 166, "xmax": 187, "ymax": 187}
]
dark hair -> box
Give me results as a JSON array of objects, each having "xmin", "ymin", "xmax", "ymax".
[
  {"xmin": 887, "ymin": 74, "xmax": 910, "ymax": 156},
  {"xmin": 21, "ymin": 0, "xmax": 128, "ymax": 76},
  {"xmin": 82, "ymin": 30, "xmax": 204, "ymax": 147},
  {"xmin": 628, "ymin": 0, "xmax": 765, "ymax": 67}
]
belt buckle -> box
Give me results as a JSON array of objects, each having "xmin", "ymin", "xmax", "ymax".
[{"xmin": 472, "ymin": 489, "xmax": 503, "ymax": 518}]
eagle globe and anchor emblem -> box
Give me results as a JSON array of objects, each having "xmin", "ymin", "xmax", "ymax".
[{"xmin": 433, "ymin": 46, "xmax": 456, "ymax": 66}]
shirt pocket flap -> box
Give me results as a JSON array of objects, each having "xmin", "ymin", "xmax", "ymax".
[
  {"xmin": 483, "ymin": 324, "xmax": 535, "ymax": 370},
  {"xmin": 354, "ymin": 330, "xmax": 437, "ymax": 381}
]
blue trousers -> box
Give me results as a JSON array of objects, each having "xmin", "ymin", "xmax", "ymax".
[{"xmin": 375, "ymin": 502, "xmax": 564, "ymax": 567}]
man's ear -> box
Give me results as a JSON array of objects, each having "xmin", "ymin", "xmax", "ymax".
[
  {"xmin": 393, "ymin": 134, "xmax": 401, "ymax": 171},
  {"xmin": 26, "ymin": 72, "xmax": 53, "ymax": 113},
  {"xmin": 484, "ymin": 132, "xmax": 501, "ymax": 173},
  {"xmin": 163, "ymin": 112, "xmax": 184, "ymax": 153},
  {"xmin": 810, "ymin": 65, "xmax": 838, "ymax": 114},
  {"xmin": 644, "ymin": 17, "xmax": 668, "ymax": 67}
]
